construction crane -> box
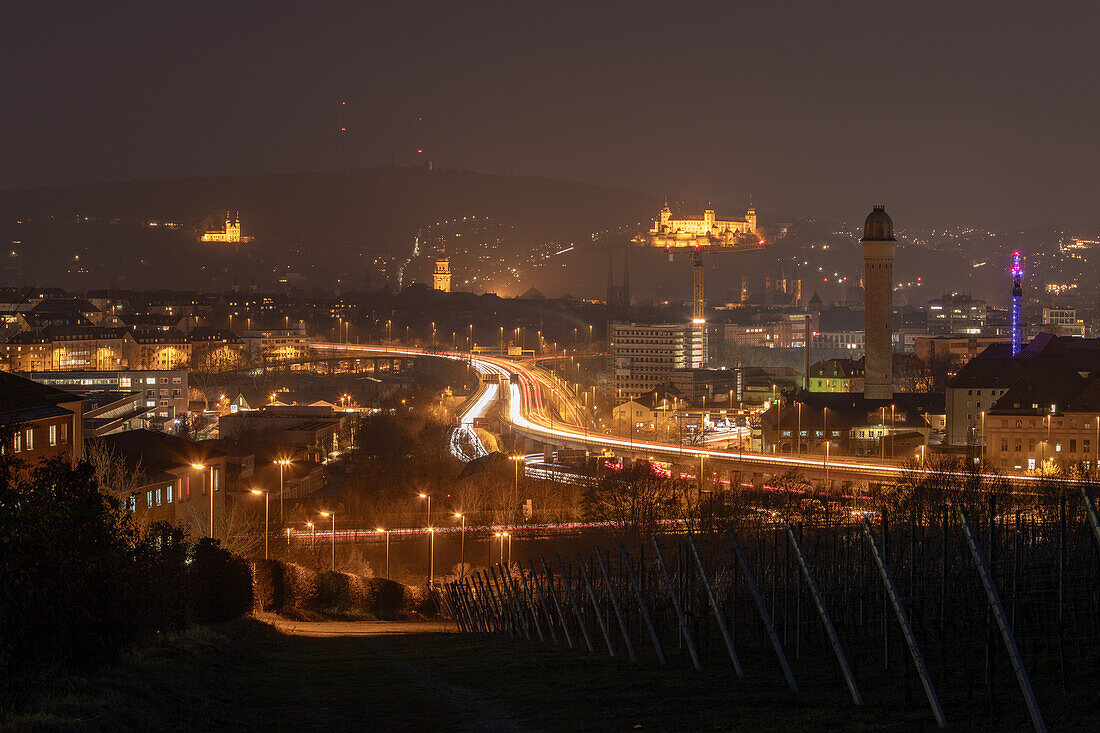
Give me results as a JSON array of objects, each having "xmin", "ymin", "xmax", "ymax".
[
  {"xmin": 634, "ymin": 201, "xmax": 765, "ymax": 328},
  {"xmin": 692, "ymin": 248, "xmax": 705, "ymax": 324}
]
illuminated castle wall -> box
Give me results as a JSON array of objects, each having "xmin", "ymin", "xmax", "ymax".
[
  {"xmin": 636, "ymin": 202, "xmax": 760, "ymax": 249},
  {"xmin": 201, "ymin": 212, "xmax": 253, "ymax": 243}
]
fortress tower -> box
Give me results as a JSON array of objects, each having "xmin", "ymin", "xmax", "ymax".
[{"xmin": 861, "ymin": 205, "xmax": 895, "ymax": 400}]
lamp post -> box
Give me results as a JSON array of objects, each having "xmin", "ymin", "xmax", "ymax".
[
  {"xmin": 796, "ymin": 402, "xmax": 802, "ymax": 455},
  {"xmin": 377, "ymin": 528, "xmax": 390, "ymax": 578},
  {"xmin": 504, "ymin": 531, "xmax": 512, "ymax": 565},
  {"xmin": 890, "ymin": 404, "xmax": 896, "ymax": 459},
  {"xmin": 419, "ymin": 493, "xmax": 433, "ymax": 587},
  {"xmin": 428, "ymin": 528, "xmax": 435, "ymax": 588},
  {"xmin": 492, "ymin": 532, "xmax": 502, "ymax": 564},
  {"xmin": 192, "ymin": 463, "xmax": 212, "ymax": 539},
  {"xmin": 307, "ymin": 521, "xmax": 315, "ymax": 551},
  {"xmin": 275, "ymin": 458, "xmax": 291, "ymax": 524},
  {"xmin": 319, "ymin": 511, "xmax": 336, "ymax": 572},
  {"xmin": 418, "ymin": 492, "xmax": 431, "ymax": 525},
  {"xmin": 824, "ymin": 441, "xmax": 831, "ymax": 489},
  {"xmin": 509, "ymin": 454, "xmax": 523, "ymax": 494},
  {"xmin": 880, "ymin": 406, "xmax": 886, "ymax": 460},
  {"xmin": 698, "ymin": 453, "xmax": 706, "ymax": 500},
  {"xmin": 1044, "ymin": 414, "xmax": 1051, "ymax": 466},
  {"xmin": 980, "ymin": 410, "xmax": 986, "ymax": 464},
  {"xmin": 454, "ymin": 513, "xmax": 466, "ymax": 576},
  {"xmin": 250, "ymin": 489, "xmax": 269, "ymax": 559},
  {"xmin": 773, "ymin": 384, "xmax": 780, "ymax": 453}
]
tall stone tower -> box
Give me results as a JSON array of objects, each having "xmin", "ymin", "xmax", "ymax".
[
  {"xmin": 433, "ymin": 252, "xmax": 452, "ymax": 293},
  {"xmin": 861, "ymin": 205, "xmax": 895, "ymax": 400}
]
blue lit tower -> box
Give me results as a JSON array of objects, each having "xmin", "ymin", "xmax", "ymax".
[{"xmin": 1011, "ymin": 250, "xmax": 1024, "ymax": 356}]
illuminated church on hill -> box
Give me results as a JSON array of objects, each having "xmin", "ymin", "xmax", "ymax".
[{"xmin": 201, "ymin": 212, "xmax": 253, "ymax": 243}]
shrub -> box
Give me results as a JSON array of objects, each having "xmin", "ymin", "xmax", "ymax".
[
  {"xmin": 188, "ymin": 538, "xmax": 254, "ymax": 623},
  {"xmin": 0, "ymin": 450, "xmax": 254, "ymax": 716},
  {"xmin": 251, "ymin": 560, "xmax": 421, "ymax": 620}
]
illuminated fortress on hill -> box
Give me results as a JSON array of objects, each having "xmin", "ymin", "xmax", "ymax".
[{"xmin": 634, "ymin": 202, "xmax": 762, "ymax": 250}]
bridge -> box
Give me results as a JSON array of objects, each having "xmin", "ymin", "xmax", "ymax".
[{"xmin": 309, "ymin": 343, "xmax": 1036, "ymax": 491}]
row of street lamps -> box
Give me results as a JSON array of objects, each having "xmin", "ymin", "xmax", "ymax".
[{"xmin": 248, "ymin": 483, "xmax": 513, "ymax": 588}]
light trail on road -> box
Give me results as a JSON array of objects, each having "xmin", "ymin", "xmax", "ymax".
[{"xmin": 311, "ymin": 343, "xmax": 1050, "ymax": 488}]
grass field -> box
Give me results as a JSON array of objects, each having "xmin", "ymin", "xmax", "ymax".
[{"xmin": 5, "ymin": 616, "xmax": 1089, "ymax": 732}]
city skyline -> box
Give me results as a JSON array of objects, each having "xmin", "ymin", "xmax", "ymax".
[{"xmin": 4, "ymin": 5, "xmax": 1100, "ymax": 730}]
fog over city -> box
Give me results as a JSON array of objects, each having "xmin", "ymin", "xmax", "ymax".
[{"xmin": 3, "ymin": 3, "xmax": 1100, "ymax": 732}]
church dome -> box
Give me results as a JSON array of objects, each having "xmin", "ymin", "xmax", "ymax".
[{"xmin": 861, "ymin": 205, "xmax": 896, "ymax": 242}]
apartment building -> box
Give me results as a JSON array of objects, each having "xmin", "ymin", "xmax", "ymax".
[
  {"xmin": 608, "ymin": 322, "xmax": 705, "ymax": 398},
  {"xmin": 23, "ymin": 370, "xmax": 188, "ymax": 426},
  {"xmin": 242, "ymin": 327, "xmax": 312, "ymax": 362},
  {"xmin": 0, "ymin": 371, "xmax": 84, "ymax": 464}
]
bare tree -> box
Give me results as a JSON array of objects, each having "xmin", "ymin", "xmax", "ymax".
[
  {"xmin": 86, "ymin": 439, "xmax": 145, "ymax": 500},
  {"xmin": 581, "ymin": 465, "xmax": 677, "ymax": 543}
]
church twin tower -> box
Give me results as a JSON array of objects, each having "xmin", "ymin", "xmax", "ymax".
[{"xmin": 860, "ymin": 205, "xmax": 896, "ymax": 400}]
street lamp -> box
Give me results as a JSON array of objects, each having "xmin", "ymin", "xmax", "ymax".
[
  {"xmin": 428, "ymin": 528, "xmax": 435, "ymax": 589},
  {"xmin": 275, "ymin": 458, "xmax": 292, "ymax": 524},
  {"xmin": 823, "ymin": 441, "xmax": 831, "ymax": 489},
  {"xmin": 772, "ymin": 384, "xmax": 780, "ymax": 453},
  {"xmin": 250, "ymin": 488, "xmax": 269, "ymax": 559},
  {"xmin": 307, "ymin": 521, "xmax": 315, "ymax": 551},
  {"xmin": 890, "ymin": 404, "xmax": 896, "ymax": 459},
  {"xmin": 503, "ymin": 531, "xmax": 512, "ymax": 565},
  {"xmin": 454, "ymin": 513, "xmax": 466, "ymax": 576},
  {"xmin": 192, "ymin": 463, "xmax": 213, "ymax": 539},
  {"xmin": 796, "ymin": 402, "xmax": 802, "ymax": 455},
  {"xmin": 880, "ymin": 406, "xmax": 887, "ymax": 460},
  {"xmin": 509, "ymin": 454, "xmax": 523, "ymax": 494},
  {"xmin": 418, "ymin": 492, "xmax": 431, "ymax": 525},
  {"xmin": 377, "ymin": 528, "xmax": 389, "ymax": 578},
  {"xmin": 418, "ymin": 493, "xmax": 433, "ymax": 588},
  {"xmin": 980, "ymin": 410, "xmax": 986, "ymax": 464},
  {"xmin": 319, "ymin": 511, "xmax": 336, "ymax": 572}
]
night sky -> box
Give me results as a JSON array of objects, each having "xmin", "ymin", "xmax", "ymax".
[{"xmin": 4, "ymin": 1, "xmax": 1099, "ymax": 228}]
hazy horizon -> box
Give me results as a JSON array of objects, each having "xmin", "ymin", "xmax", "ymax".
[{"xmin": 5, "ymin": 2, "xmax": 1100, "ymax": 230}]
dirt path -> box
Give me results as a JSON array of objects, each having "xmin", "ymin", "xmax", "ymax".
[
  {"xmin": 257, "ymin": 614, "xmax": 524, "ymax": 732},
  {"xmin": 257, "ymin": 613, "xmax": 456, "ymax": 637}
]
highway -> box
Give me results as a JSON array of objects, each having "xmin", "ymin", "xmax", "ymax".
[{"xmin": 309, "ymin": 343, "xmax": 1040, "ymax": 488}]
